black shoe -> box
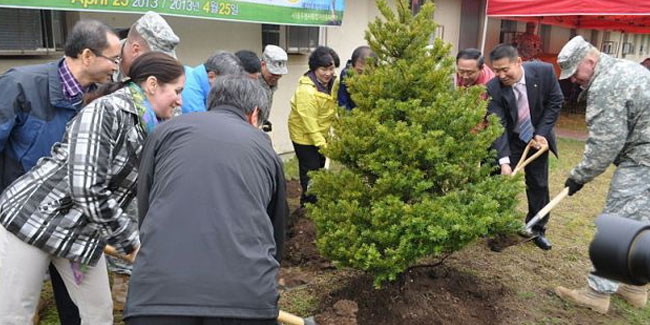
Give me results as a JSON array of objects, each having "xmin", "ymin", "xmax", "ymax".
[{"xmin": 532, "ymin": 233, "xmax": 552, "ymax": 251}]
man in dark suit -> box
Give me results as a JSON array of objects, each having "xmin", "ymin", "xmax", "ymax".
[{"xmin": 486, "ymin": 44, "xmax": 564, "ymax": 250}]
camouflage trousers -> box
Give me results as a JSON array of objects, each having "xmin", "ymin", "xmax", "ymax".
[
  {"xmin": 589, "ymin": 165, "xmax": 650, "ymax": 294},
  {"xmin": 107, "ymin": 200, "xmax": 138, "ymax": 275}
]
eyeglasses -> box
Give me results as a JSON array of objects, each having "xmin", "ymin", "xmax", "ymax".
[{"xmin": 92, "ymin": 50, "xmax": 121, "ymax": 65}]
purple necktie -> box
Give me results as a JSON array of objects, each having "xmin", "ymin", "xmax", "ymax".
[{"xmin": 514, "ymin": 83, "xmax": 534, "ymax": 143}]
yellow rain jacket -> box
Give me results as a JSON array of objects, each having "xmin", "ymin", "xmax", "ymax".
[{"xmin": 288, "ymin": 75, "xmax": 338, "ymax": 147}]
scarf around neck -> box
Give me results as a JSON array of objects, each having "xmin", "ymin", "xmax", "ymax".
[{"xmin": 128, "ymin": 82, "xmax": 159, "ymax": 134}]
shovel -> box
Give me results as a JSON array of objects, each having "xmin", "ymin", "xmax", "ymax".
[
  {"xmin": 104, "ymin": 245, "xmax": 136, "ymax": 263},
  {"xmin": 487, "ymin": 141, "xmax": 552, "ymax": 252},
  {"xmin": 521, "ymin": 186, "xmax": 570, "ymax": 237},
  {"xmin": 103, "ymin": 245, "xmax": 317, "ymax": 325},
  {"xmin": 512, "ymin": 141, "xmax": 549, "ymax": 176},
  {"xmin": 278, "ymin": 310, "xmax": 317, "ymax": 325},
  {"xmin": 488, "ymin": 187, "xmax": 570, "ymax": 252}
]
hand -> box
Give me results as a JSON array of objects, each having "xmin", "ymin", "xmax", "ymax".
[
  {"xmin": 500, "ymin": 163, "xmax": 512, "ymax": 175},
  {"xmin": 533, "ymin": 135, "xmax": 548, "ymax": 149},
  {"xmin": 564, "ymin": 178, "xmax": 584, "ymax": 196},
  {"xmin": 125, "ymin": 246, "xmax": 140, "ymax": 264}
]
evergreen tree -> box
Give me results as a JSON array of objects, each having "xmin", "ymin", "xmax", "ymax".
[{"xmin": 308, "ymin": 0, "xmax": 524, "ymax": 287}]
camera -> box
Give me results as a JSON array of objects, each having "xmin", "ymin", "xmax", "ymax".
[{"xmin": 589, "ymin": 214, "xmax": 650, "ymax": 285}]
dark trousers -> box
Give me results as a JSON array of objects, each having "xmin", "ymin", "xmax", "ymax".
[
  {"xmin": 126, "ymin": 316, "xmax": 277, "ymax": 325},
  {"xmin": 509, "ymin": 137, "xmax": 550, "ymax": 233},
  {"xmin": 49, "ymin": 263, "xmax": 81, "ymax": 325},
  {"xmin": 292, "ymin": 142, "xmax": 325, "ymax": 207}
]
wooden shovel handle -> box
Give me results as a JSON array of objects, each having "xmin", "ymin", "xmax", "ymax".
[
  {"xmin": 104, "ymin": 245, "xmax": 136, "ymax": 264},
  {"xmin": 514, "ymin": 141, "xmax": 533, "ymax": 172},
  {"xmin": 278, "ymin": 310, "xmax": 307, "ymax": 325},
  {"xmin": 512, "ymin": 143, "xmax": 549, "ymax": 176},
  {"xmin": 524, "ymin": 187, "xmax": 570, "ymax": 232}
]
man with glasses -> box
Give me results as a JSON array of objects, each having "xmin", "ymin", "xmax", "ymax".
[
  {"xmin": 455, "ymin": 48, "xmax": 495, "ymax": 133},
  {"xmin": 455, "ymin": 48, "xmax": 495, "ymax": 89},
  {"xmin": 0, "ymin": 19, "xmax": 121, "ymax": 325}
]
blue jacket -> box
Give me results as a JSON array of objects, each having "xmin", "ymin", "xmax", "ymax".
[
  {"xmin": 180, "ymin": 64, "xmax": 211, "ymax": 114},
  {"xmin": 0, "ymin": 59, "xmax": 80, "ymax": 191},
  {"xmin": 337, "ymin": 67, "xmax": 356, "ymax": 110}
]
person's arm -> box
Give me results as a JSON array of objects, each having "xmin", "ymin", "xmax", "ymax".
[
  {"xmin": 137, "ymin": 128, "xmax": 160, "ymax": 227},
  {"xmin": 0, "ymin": 72, "xmax": 22, "ymax": 153},
  {"xmin": 569, "ymin": 94, "xmax": 628, "ymax": 184},
  {"xmin": 486, "ymin": 84, "xmax": 512, "ymax": 168},
  {"xmin": 67, "ymin": 101, "xmax": 139, "ymax": 254},
  {"xmin": 338, "ymin": 71, "xmax": 353, "ymax": 110},
  {"xmin": 535, "ymin": 64, "xmax": 564, "ymax": 139},
  {"xmin": 294, "ymin": 86, "xmax": 327, "ymax": 147},
  {"xmin": 267, "ymin": 156, "xmax": 288, "ymax": 262}
]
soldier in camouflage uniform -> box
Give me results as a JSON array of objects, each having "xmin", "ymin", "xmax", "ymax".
[
  {"xmin": 108, "ymin": 11, "xmax": 180, "ymax": 312},
  {"xmin": 554, "ymin": 36, "xmax": 650, "ymax": 314},
  {"xmin": 116, "ymin": 11, "xmax": 179, "ymax": 81}
]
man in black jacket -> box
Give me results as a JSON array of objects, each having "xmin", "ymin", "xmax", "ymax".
[
  {"xmin": 486, "ymin": 44, "xmax": 563, "ymax": 250},
  {"xmin": 125, "ymin": 74, "xmax": 287, "ymax": 325}
]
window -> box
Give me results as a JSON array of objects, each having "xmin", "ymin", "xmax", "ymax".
[
  {"xmin": 601, "ymin": 41, "xmax": 617, "ymax": 55},
  {"xmin": 499, "ymin": 20, "xmax": 519, "ymax": 45},
  {"xmin": 262, "ymin": 24, "xmax": 319, "ymax": 54},
  {"xmin": 622, "ymin": 42, "xmax": 634, "ymax": 55},
  {"xmin": 0, "ymin": 8, "xmax": 66, "ymax": 55}
]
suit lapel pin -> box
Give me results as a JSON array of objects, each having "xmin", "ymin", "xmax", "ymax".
[{"xmin": 534, "ymin": 84, "xmax": 538, "ymax": 88}]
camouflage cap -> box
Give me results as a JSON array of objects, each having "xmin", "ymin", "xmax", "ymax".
[
  {"xmin": 134, "ymin": 11, "xmax": 179, "ymax": 59},
  {"xmin": 557, "ymin": 36, "xmax": 593, "ymax": 80},
  {"xmin": 262, "ymin": 45, "xmax": 288, "ymax": 75}
]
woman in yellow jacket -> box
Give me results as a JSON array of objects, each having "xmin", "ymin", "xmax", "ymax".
[{"xmin": 288, "ymin": 46, "xmax": 339, "ymax": 207}]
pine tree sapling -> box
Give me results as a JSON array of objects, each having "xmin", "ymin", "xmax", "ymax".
[{"xmin": 308, "ymin": 0, "xmax": 524, "ymax": 287}]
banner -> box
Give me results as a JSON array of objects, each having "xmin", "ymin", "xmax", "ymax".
[{"xmin": 0, "ymin": 0, "xmax": 345, "ymax": 26}]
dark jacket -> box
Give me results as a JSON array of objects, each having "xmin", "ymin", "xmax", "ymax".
[
  {"xmin": 0, "ymin": 59, "xmax": 80, "ymax": 192},
  {"xmin": 126, "ymin": 105, "xmax": 288, "ymax": 320},
  {"xmin": 338, "ymin": 67, "xmax": 356, "ymax": 110},
  {"xmin": 486, "ymin": 61, "xmax": 564, "ymax": 160}
]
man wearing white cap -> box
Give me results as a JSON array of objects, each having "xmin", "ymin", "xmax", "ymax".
[
  {"xmin": 259, "ymin": 45, "xmax": 288, "ymax": 131},
  {"xmin": 554, "ymin": 35, "xmax": 650, "ymax": 314}
]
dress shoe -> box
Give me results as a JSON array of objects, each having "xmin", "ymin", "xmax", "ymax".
[{"xmin": 532, "ymin": 233, "xmax": 552, "ymax": 250}]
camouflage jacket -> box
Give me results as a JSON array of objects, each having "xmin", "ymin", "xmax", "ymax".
[
  {"xmin": 259, "ymin": 76, "xmax": 277, "ymax": 116},
  {"xmin": 570, "ymin": 53, "xmax": 650, "ymax": 184}
]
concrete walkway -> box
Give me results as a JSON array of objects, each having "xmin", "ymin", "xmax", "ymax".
[{"xmin": 555, "ymin": 127, "xmax": 588, "ymax": 141}]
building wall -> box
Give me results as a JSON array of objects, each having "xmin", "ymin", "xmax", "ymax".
[
  {"xmin": 433, "ymin": 0, "xmax": 462, "ymax": 55},
  {"xmin": 0, "ymin": 0, "xmax": 466, "ymax": 154}
]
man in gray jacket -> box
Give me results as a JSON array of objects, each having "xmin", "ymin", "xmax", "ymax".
[{"xmin": 125, "ymin": 74, "xmax": 287, "ymax": 324}]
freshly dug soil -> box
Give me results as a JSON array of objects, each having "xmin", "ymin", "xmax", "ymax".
[
  {"xmin": 320, "ymin": 266, "xmax": 511, "ymax": 325},
  {"xmin": 282, "ymin": 179, "xmax": 512, "ymax": 325}
]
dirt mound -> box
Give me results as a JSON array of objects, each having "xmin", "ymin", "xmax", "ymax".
[
  {"xmin": 319, "ymin": 266, "xmax": 512, "ymax": 325},
  {"xmin": 286, "ymin": 179, "xmax": 302, "ymax": 199},
  {"xmin": 282, "ymin": 179, "xmax": 511, "ymax": 324},
  {"xmin": 283, "ymin": 216, "xmax": 332, "ymax": 269},
  {"xmin": 316, "ymin": 299, "xmax": 359, "ymax": 325}
]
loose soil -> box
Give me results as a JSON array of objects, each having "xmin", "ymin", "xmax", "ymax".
[{"xmin": 282, "ymin": 179, "xmax": 514, "ymax": 325}]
